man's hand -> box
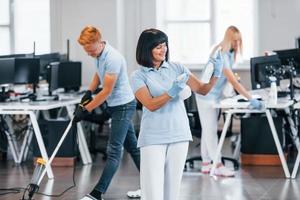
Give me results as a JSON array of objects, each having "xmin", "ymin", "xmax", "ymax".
[
  {"xmin": 73, "ymin": 105, "xmax": 89, "ymax": 124},
  {"xmin": 80, "ymin": 90, "xmax": 93, "ymax": 105}
]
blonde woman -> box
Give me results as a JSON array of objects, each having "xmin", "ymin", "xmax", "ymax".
[{"xmin": 196, "ymin": 26, "xmax": 262, "ymax": 177}]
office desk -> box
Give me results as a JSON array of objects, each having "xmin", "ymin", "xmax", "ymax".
[
  {"xmin": 211, "ymin": 96, "xmax": 294, "ymax": 178},
  {"xmin": 0, "ymin": 97, "xmax": 92, "ymax": 179}
]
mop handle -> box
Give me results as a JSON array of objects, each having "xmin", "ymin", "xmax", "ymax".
[{"xmin": 37, "ymin": 118, "xmax": 74, "ymax": 185}]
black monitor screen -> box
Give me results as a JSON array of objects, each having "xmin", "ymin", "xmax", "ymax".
[
  {"xmin": 48, "ymin": 62, "xmax": 59, "ymax": 92},
  {"xmin": 48, "ymin": 61, "xmax": 81, "ymax": 93},
  {"xmin": 250, "ymin": 55, "xmax": 281, "ymax": 89},
  {"xmin": 14, "ymin": 58, "xmax": 40, "ymax": 84},
  {"xmin": 273, "ymin": 48, "xmax": 300, "ymax": 75},
  {"xmin": 58, "ymin": 62, "xmax": 81, "ymax": 90},
  {"xmin": 0, "ymin": 58, "xmax": 15, "ymax": 85},
  {"xmin": 36, "ymin": 53, "xmax": 61, "ymax": 79}
]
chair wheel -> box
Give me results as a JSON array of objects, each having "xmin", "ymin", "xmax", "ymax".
[
  {"xmin": 189, "ymin": 162, "xmax": 194, "ymax": 169},
  {"xmin": 234, "ymin": 162, "xmax": 239, "ymax": 170}
]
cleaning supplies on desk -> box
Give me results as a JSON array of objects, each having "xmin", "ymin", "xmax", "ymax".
[
  {"xmin": 201, "ymin": 47, "xmax": 222, "ymax": 83},
  {"xmin": 268, "ymin": 76, "xmax": 277, "ymax": 106}
]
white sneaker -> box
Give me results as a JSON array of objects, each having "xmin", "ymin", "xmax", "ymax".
[
  {"xmin": 127, "ymin": 189, "xmax": 141, "ymax": 198},
  {"xmin": 80, "ymin": 194, "xmax": 103, "ymax": 200},
  {"xmin": 201, "ymin": 164, "xmax": 212, "ymax": 174},
  {"xmin": 214, "ymin": 166, "xmax": 235, "ymax": 177}
]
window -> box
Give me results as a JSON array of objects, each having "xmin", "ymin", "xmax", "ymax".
[
  {"xmin": 0, "ymin": 0, "xmax": 11, "ymax": 55},
  {"xmin": 216, "ymin": 0, "xmax": 256, "ymax": 62},
  {"xmin": 160, "ymin": 0, "xmax": 257, "ymax": 65},
  {"xmin": 14, "ymin": 0, "xmax": 50, "ymax": 54},
  {"xmin": 0, "ymin": 0, "xmax": 50, "ymax": 55}
]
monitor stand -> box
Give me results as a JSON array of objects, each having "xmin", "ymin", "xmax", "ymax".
[{"xmin": 0, "ymin": 86, "xmax": 10, "ymax": 102}]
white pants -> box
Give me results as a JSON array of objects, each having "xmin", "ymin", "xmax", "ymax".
[
  {"xmin": 140, "ymin": 142, "xmax": 189, "ymax": 200},
  {"xmin": 196, "ymin": 97, "xmax": 221, "ymax": 163}
]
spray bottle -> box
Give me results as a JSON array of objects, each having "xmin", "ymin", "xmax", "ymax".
[
  {"xmin": 201, "ymin": 47, "xmax": 222, "ymax": 83},
  {"xmin": 268, "ymin": 76, "xmax": 277, "ymax": 106}
]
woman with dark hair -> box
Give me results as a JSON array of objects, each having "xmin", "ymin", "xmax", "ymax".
[{"xmin": 130, "ymin": 28, "xmax": 222, "ymax": 200}]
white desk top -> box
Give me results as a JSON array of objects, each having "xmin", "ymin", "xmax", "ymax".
[
  {"xmin": 0, "ymin": 95, "xmax": 81, "ymax": 111},
  {"xmin": 215, "ymin": 98, "xmax": 293, "ymax": 109},
  {"xmin": 214, "ymin": 89, "xmax": 294, "ymax": 109}
]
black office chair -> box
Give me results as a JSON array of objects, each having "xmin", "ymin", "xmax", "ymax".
[
  {"xmin": 184, "ymin": 92, "xmax": 239, "ymax": 170},
  {"xmin": 81, "ymin": 88, "xmax": 110, "ymax": 160},
  {"xmin": 82, "ymin": 105, "xmax": 110, "ymax": 160}
]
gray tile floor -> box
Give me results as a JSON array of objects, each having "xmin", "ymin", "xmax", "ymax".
[{"xmin": 1, "ymin": 138, "xmax": 300, "ymax": 200}]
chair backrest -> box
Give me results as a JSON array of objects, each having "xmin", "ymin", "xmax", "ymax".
[{"xmin": 184, "ymin": 92, "xmax": 201, "ymax": 138}]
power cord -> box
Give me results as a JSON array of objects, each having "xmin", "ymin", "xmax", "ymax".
[
  {"xmin": 0, "ymin": 188, "xmax": 25, "ymax": 196},
  {"xmin": 20, "ymin": 121, "xmax": 80, "ymax": 199},
  {"xmin": 20, "ymin": 164, "xmax": 77, "ymax": 199},
  {"xmin": 35, "ymin": 164, "xmax": 77, "ymax": 198}
]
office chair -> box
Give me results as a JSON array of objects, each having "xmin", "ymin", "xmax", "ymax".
[
  {"xmin": 82, "ymin": 105, "xmax": 110, "ymax": 160},
  {"xmin": 184, "ymin": 92, "xmax": 239, "ymax": 170},
  {"xmin": 81, "ymin": 88, "xmax": 110, "ymax": 160}
]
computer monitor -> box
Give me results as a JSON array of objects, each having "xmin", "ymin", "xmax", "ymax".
[
  {"xmin": 57, "ymin": 61, "xmax": 82, "ymax": 91},
  {"xmin": 47, "ymin": 62, "xmax": 60, "ymax": 95},
  {"xmin": 36, "ymin": 53, "xmax": 61, "ymax": 80},
  {"xmin": 14, "ymin": 58, "xmax": 40, "ymax": 85},
  {"xmin": 47, "ymin": 61, "xmax": 81, "ymax": 94},
  {"xmin": 250, "ymin": 55, "xmax": 282, "ymax": 89},
  {"xmin": 0, "ymin": 58, "xmax": 15, "ymax": 85},
  {"xmin": 273, "ymin": 48, "xmax": 300, "ymax": 75},
  {"xmin": 0, "ymin": 58, "xmax": 15, "ymax": 102}
]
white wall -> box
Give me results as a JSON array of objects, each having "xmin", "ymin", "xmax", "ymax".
[
  {"xmin": 50, "ymin": 0, "xmax": 156, "ymax": 86},
  {"xmin": 258, "ymin": 0, "xmax": 300, "ymax": 54},
  {"xmin": 50, "ymin": 0, "xmax": 125, "ymax": 86},
  {"xmin": 124, "ymin": 0, "xmax": 157, "ymax": 74},
  {"xmin": 50, "ymin": 0, "xmax": 300, "ymax": 88}
]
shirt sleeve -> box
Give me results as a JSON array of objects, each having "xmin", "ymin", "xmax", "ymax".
[
  {"xmin": 222, "ymin": 52, "xmax": 232, "ymax": 69},
  {"xmin": 130, "ymin": 70, "xmax": 146, "ymax": 94},
  {"xmin": 174, "ymin": 62, "xmax": 192, "ymax": 76}
]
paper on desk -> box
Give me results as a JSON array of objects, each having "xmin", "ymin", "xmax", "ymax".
[{"xmin": 218, "ymin": 98, "xmax": 250, "ymax": 109}]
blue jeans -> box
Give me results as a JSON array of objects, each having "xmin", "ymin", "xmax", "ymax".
[{"xmin": 94, "ymin": 100, "xmax": 140, "ymax": 193}]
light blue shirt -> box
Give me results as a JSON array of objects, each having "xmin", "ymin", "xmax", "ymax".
[
  {"xmin": 130, "ymin": 61, "xmax": 192, "ymax": 148},
  {"xmin": 95, "ymin": 42, "xmax": 134, "ymax": 107},
  {"xmin": 198, "ymin": 51, "xmax": 235, "ymax": 101}
]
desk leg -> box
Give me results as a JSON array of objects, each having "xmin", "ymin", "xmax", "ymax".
[
  {"xmin": 66, "ymin": 106, "xmax": 92, "ymax": 164},
  {"xmin": 77, "ymin": 123, "xmax": 92, "ymax": 164},
  {"xmin": 5, "ymin": 130, "xmax": 19, "ymax": 163},
  {"xmin": 265, "ymin": 110, "xmax": 290, "ymax": 178},
  {"xmin": 18, "ymin": 121, "xmax": 33, "ymax": 163},
  {"xmin": 29, "ymin": 112, "xmax": 54, "ymax": 179},
  {"xmin": 233, "ymin": 135, "xmax": 241, "ymax": 160},
  {"xmin": 22, "ymin": 128, "xmax": 34, "ymax": 162},
  {"xmin": 210, "ymin": 112, "xmax": 233, "ymax": 176},
  {"xmin": 292, "ymin": 151, "xmax": 300, "ymax": 178}
]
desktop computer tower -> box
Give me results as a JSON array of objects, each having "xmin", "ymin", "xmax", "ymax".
[
  {"xmin": 32, "ymin": 118, "xmax": 78, "ymax": 158},
  {"xmin": 241, "ymin": 115, "xmax": 283, "ymax": 154}
]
